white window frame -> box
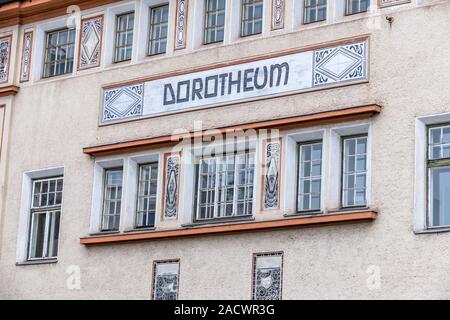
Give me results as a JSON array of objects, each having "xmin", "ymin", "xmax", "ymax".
[
  {"xmin": 415, "ymin": 113, "xmax": 450, "ymax": 233},
  {"xmin": 33, "ymin": 18, "xmax": 80, "ymax": 81},
  {"xmin": 16, "ymin": 167, "xmax": 64, "ymax": 264}
]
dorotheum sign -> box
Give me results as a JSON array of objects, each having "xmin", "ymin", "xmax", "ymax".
[{"xmin": 101, "ymin": 38, "xmax": 368, "ymax": 124}]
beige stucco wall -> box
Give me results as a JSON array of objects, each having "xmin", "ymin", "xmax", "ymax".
[{"xmin": 0, "ymin": 0, "xmax": 449, "ymax": 299}]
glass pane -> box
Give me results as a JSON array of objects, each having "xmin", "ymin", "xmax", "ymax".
[
  {"xmin": 29, "ymin": 212, "xmax": 47, "ymax": 259},
  {"xmin": 430, "ymin": 167, "xmax": 450, "ymax": 227}
]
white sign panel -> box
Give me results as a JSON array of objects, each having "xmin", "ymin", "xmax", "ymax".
[{"xmin": 101, "ymin": 39, "xmax": 368, "ymax": 123}]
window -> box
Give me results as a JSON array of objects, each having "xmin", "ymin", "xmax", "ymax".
[
  {"xmin": 195, "ymin": 151, "xmax": 255, "ymax": 221},
  {"xmin": 204, "ymin": 0, "xmax": 226, "ymax": 44},
  {"xmin": 28, "ymin": 177, "xmax": 63, "ymax": 260},
  {"xmin": 303, "ymin": 0, "xmax": 327, "ymax": 24},
  {"xmin": 345, "ymin": 0, "xmax": 369, "ymax": 15},
  {"xmin": 101, "ymin": 169, "xmax": 123, "ymax": 231},
  {"xmin": 149, "ymin": 5, "xmax": 169, "ymax": 56},
  {"xmin": 136, "ymin": 163, "xmax": 158, "ymax": 228},
  {"xmin": 43, "ymin": 28, "xmax": 75, "ymax": 78},
  {"xmin": 252, "ymin": 252, "xmax": 283, "ymax": 300},
  {"xmin": 114, "ymin": 12, "xmax": 134, "ymax": 62},
  {"xmin": 241, "ymin": 0, "xmax": 263, "ymax": 37},
  {"xmin": 342, "ymin": 136, "xmax": 367, "ymax": 207},
  {"xmin": 428, "ymin": 125, "xmax": 450, "ymax": 227},
  {"xmin": 297, "ymin": 142, "xmax": 322, "ymax": 212}
]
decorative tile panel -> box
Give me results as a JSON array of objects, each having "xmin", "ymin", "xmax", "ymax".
[
  {"xmin": 174, "ymin": 0, "xmax": 188, "ymax": 50},
  {"xmin": 78, "ymin": 15, "xmax": 103, "ymax": 70},
  {"xmin": 102, "ymin": 83, "xmax": 144, "ymax": 122},
  {"xmin": 252, "ymin": 252, "xmax": 283, "ymax": 300},
  {"xmin": 152, "ymin": 260, "xmax": 180, "ymax": 300},
  {"xmin": 0, "ymin": 35, "xmax": 12, "ymax": 84},
  {"xmin": 379, "ymin": 0, "xmax": 411, "ymax": 8},
  {"xmin": 263, "ymin": 139, "xmax": 281, "ymax": 210},
  {"xmin": 163, "ymin": 153, "xmax": 181, "ymax": 220},
  {"xmin": 271, "ymin": 0, "xmax": 285, "ymax": 30},
  {"xmin": 313, "ymin": 41, "xmax": 367, "ymax": 87},
  {"xmin": 20, "ymin": 32, "xmax": 33, "ymax": 83}
]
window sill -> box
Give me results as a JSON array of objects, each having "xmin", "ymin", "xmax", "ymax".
[
  {"xmin": 0, "ymin": 85, "xmax": 19, "ymax": 97},
  {"xmin": 16, "ymin": 258, "xmax": 58, "ymax": 266},
  {"xmin": 414, "ymin": 227, "xmax": 450, "ymax": 235},
  {"xmin": 183, "ymin": 215, "xmax": 255, "ymax": 227},
  {"xmin": 80, "ymin": 210, "xmax": 377, "ymax": 246}
]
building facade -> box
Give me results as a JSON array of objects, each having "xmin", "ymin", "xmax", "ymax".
[{"xmin": 0, "ymin": 0, "xmax": 449, "ymax": 299}]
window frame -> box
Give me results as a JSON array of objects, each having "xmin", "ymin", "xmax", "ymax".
[
  {"xmin": 303, "ymin": 0, "xmax": 327, "ymax": 25},
  {"xmin": 203, "ymin": 0, "xmax": 226, "ymax": 45},
  {"xmin": 345, "ymin": 0, "xmax": 370, "ymax": 16},
  {"xmin": 240, "ymin": 0, "xmax": 264, "ymax": 38},
  {"xmin": 27, "ymin": 176, "xmax": 63, "ymax": 261},
  {"xmin": 42, "ymin": 27, "xmax": 76, "ymax": 79},
  {"xmin": 101, "ymin": 167, "xmax": 124, "ymax": 232},
  {"xmin": 148, "ymin": 4, "xmax": 170, "ymax": 56},
  {"xmin": 135, "ymin": 162, "xmax": 159, "ymax": 229},
  {"xmin": 426, "ymin": 123, "xmax": 450, "ymax": 229},
  {"xmin": 193, "ymin": 150, "xmax": 256, "ymax": 223},
  {"xmin": 340, "ymin": 134, "xmax": 369, "ymax": 209},
  {"xmin": 114, "ymin": 11, "xmax": 135, "ymax": 63},
  {"xmin": 296, "ymin": 140, "xmax": 323, "ymax": 214}
]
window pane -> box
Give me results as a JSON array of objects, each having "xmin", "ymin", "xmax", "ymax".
[
  {"xmin": 346, "ymin": 0, "xmax": 369, "ymax": 15},
  {"xmin": 430, "ymin": 167, "xmax": 450, "ymax": 227},
  {"xmin": 43, "ymin": 29, "xmax": 75, "ymax": 78},
  {"xmin": 29, "ymin": 212, "xmax": 47, "ymax": 259},
  {"xmin": 429, "ymin": 125, "xmax": 450, "ymax": 160},
  {"xmin": 298, "ymin": 142, "xmax": 322, "ymax": 211},
  {"xmin": 102, "ymin": 169, "xmax": 123, "ymax": 231},
  {"xmin": 304, "ymin": 0, "xmax": 327, "ymax": 24},
  {"xmin": 241, "ymin": 0, "xmax": 263, "ymax": 37},
  {"xmin": 115, "ymin": 12, "xmax": 134, "ymax": 62},
  {"xmin": 205, "ymin": 0, "xmax": 226, "ymax": 44},
  {"xmin": 136, "ymin": 163, "xmax": 158, "ymax": 228},
  {"xmin": 149, "ymin": 5, "xmax": 169, "ymax": 55},
  {"xmin": 342, "ymin": 136, "xmax": 367, "ymax": 207}
]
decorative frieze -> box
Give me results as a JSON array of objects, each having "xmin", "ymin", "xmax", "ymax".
[
  {"xmin": 174, "ymin": 0, "xmax": 188, "ymax": 50},
  {"xmin": 20, "ymin": 32, "xmax": 33, "ymax": 83},
  {"xmin": 262, "ymin": 139, "xmax": 281, "ymax": 211},
  {"xmin": 0, "ymin": 35, "xmax": 12, "ymax": 84},
  {"xmin": 101, "ymin": 38, "xmax": 368, "ymax": 123},
  {"xmin": 102, "ymin": 83, "xmax": 144, "ymax": 122},
  {"xmin": 152, "ymin": 260, "xmax": 180, "ymax": 300},
  {"xmin": 78, "ymin": 15, "xmax": 103, "ymax": 70},
  {"xmin": 313, "ymin": 41, "xmax": 367, "ymax": 87},
  {"xmin": 379, "ymin": 0, "xmax": 411, "ymax": 8},
  {"xmin": 271, "ymin": 0, "xmax": 285, "ymax": 30},
  {"xmin": 252, "ymin": 252, "xmax": 283, "ymax": 300},
  {"xmin": 162, "ymin": 153, "xmax": 181, "ymax": 220}
]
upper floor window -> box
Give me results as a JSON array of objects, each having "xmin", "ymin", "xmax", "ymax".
[
  {"xmin": 204, "ymin": 0, "xmax": 226, "ymax": 44},
  {"xmin": 428, "ymin": 125, "xmax": 450, "ymax": 227},
  {"xmin": 303, "ymin": 0, "xmax": 327, "ymax": 24},
  {"xmin": 136, "ymin": 163, "xmax": 159, "ymax": 228},
  {"xmin": 195, "ymin": 151, "xmax": 255, "ymax": 221},
  {"xmin": 345, "ymin": 0, "xmax": 369, "ymax": 15},
  {"xmin": 149, "ymin": 4, "xmax": 169, "ymax": 56},
  {"xmin": 298, "ymin": 141, "xmax": 323, "ymax": 212},
  {"xmin": 241, "ymin": 0, "xmax": 263, "ymax": 37},
  {"xmin": 342, "ymin": 136, "xmax": 368, "ymax": 208},
  {"xmin": 114, "ymin": 12, "xmax": 135, "ymax": 62},
  {"xmin": 101, "ymin": 169, "xmax": 123, "ymax": 231},
  {"xmin": 28, "ymin": 177, "xmax": 63, "ymax": 260},
  {"xmin": 43, "ymin": 28, "xmax": 75, "ymax": 78}
]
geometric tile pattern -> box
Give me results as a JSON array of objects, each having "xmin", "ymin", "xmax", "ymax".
[
  {"xmin": 174, "ymin": 0, "xmax": 188, "ymax": 50},
  {"xmin": 152, "ymin": 260, "xmax": 180, "ymax": 300},
  {"xmin": 102, "ymin": 83, "xmax": 144, "ymax": 122},
  {"xmin": 163, "ymin": 153, "xmax": 180, "ymax": 220},
  {"xmin": 271, "ymin": 0, "xmax": 285, "ymax": 30},
  {"xmin": 313, "ymin": 40, "xmax": 367, "ymax": 87},
  {"xmin": 252, "ymin": 252, "xmax": 283, "ymax": 300},
  {"xmin": 20, "ymin": 31, "xmax": 33, "ymax": 82},
  {"xmin": 263, "ymin": 139, "xmax": 281, "ymax": 210},
  {"xmin": 379, "ymin": 0, "xmax": 411, "ymax": 8},
  {"xmin": 79, "ymin": 15, "xmax": 103, "ymax": 70},
  {"xmin": 0, "ymin": 35, "xmax": 12, "ymax": 84}
]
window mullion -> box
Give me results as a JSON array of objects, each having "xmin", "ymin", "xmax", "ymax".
[{"xmin": 214, "ymin": 158, "xmax": 220, "ymax": 218}]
